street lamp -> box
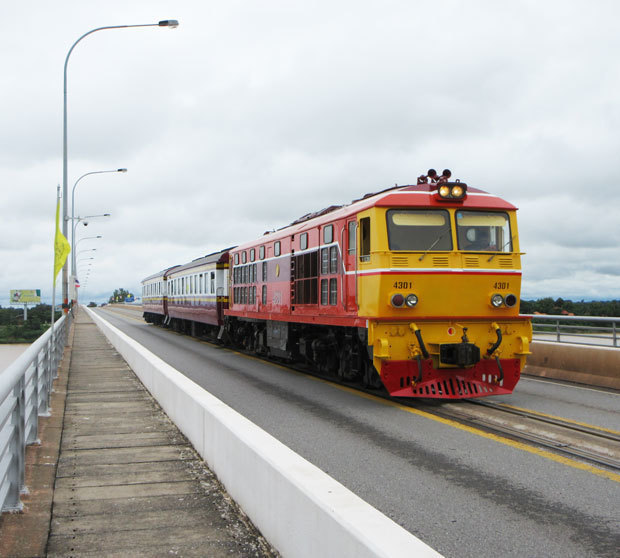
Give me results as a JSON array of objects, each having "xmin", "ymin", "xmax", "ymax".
[
  {"xmin": 70, "ymin": 169, "xmax": 126, "ymax": 276},
  {"xmin": 76, "ymin": 235, "xmax": 102, "ymax": 250},
  {"xmin": 71, "ymin": 214, "xmax": 110, "ymax": 275},
  {"xmin": 77, "ymin": 248, "xmax": 97, "ymax": 256},
  {"xmin": 61, "ymin": 19, "xmax": 179, "ymax": 310}
]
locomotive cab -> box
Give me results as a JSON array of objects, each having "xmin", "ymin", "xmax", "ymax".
[{"xmin": 356, "ymin": 180, "xmax": 531, "ymax": 398}]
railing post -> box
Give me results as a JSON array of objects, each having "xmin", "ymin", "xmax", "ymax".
[
  {"xmin": 556, "ymin": 319, "xmax": 561, "ymax": 342},
  {"xmin": 25, "ymin": 359, "xmax": 40, "ymax": 445},
  {"xmin": 4, "ymin": 379, "xmax": 27, "ymax": 511},
  {"xmin": 39, "ymin": 340, "xmax": 52, "ymax": 418},
  {"xmin": 613, "ymin": 320, "xmax": 617, "ymax": 348}
]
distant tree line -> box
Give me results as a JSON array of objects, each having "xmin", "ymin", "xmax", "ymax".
[
  {"xmin": 0, "ymin": 304, "xmax": 62, "ymax": 343},
  {"xmin": 109, "ymin": 288, "xmax": 134, "ymax": 304},
  {"xmin": 520, "ymin": 298, "xmax": 620, "ymax": 316}
]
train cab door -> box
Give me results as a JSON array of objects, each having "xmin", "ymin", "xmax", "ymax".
[{"xmin": 343, "ymin": 220, "xmax": 358, "ymax": 311}]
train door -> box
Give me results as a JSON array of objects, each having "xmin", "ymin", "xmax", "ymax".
[
  {"xmin": 162, "ymin": 278, "xmax": 169, "ymax": 315},
  {"xmin": 343, "ymin": 219, "xmax": 358, "ymax": 311}
]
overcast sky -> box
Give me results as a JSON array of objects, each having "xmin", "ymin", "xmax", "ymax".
[{"xmin": 1, "ymin": 0, "xmax": 619, "ymax": 307}]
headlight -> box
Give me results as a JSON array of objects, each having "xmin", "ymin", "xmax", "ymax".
[
  {"xmin": 438, "ymin": 185, "xmax": 451, "ymax": 198},
  {"xmin": 504, "ymin": 293, "xmax": 518, "ymax": 307},
  {"xmin": 437, "ymin": 182, "xmax": 468, "ymax": 200},
  {"xmin": 391, "ymin": 293, "xmax": 405, "ymax": 307},
  {"xmin": 405, "ymin": 294, "xmax": 418, "ymax": 307},
  {"xmin": 451, "ymin": 185, "xmax": 464, "ymax": 198},
  {"xmin": 491, "ymin": 293, "xmax": 504, "ymax": 307}
]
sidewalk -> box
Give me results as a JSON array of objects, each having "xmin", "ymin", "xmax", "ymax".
[{"xmin": 0, "ymin": 309, "xmax": 277, "ymax": 557}]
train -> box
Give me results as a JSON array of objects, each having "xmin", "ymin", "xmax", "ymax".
[{"xmin": 141, "ymin": 170, "xmax": 531, "ymax": 399}]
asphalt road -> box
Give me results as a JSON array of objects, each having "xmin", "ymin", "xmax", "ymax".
[{"xmin": 95, "ymin": 306, "xmax": 620, "ymax": 558}]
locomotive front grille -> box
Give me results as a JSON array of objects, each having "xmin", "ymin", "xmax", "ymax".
[
  {"xmin": 464, "ymin": 256, "xmax": 480, "ymax": 267},
  {"xmin": 432, "ymin": 256, "xmax": 450, "ymax": 267},
  {"xmin": 498, "ymin": 257, "xmax": 513, "ymax": 268}
]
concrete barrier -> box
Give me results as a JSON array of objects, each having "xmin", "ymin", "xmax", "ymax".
[
  {"xmin": 85, "ymin": 308, "xmax": 442, "ymax": 558},
  {"xmin": 525, "ymin": 341, "xmax": 620, "ymax": 390}
]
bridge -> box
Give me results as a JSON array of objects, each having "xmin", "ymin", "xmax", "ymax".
[{"xmin": 1, "ymin": 307, "xmax": 618, "ymax": 557}]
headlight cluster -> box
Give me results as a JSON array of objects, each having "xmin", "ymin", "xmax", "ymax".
[
  {"xmin": 437, "ymin": 182, "xmax": 467, "ymax": 200},
  {"xmin": 491, "ymin": 293, "xmax": 518, "ymax": 308},
  {"xmin": 391, "ymin": 293, "xmax": 419, "ymax": 308}
]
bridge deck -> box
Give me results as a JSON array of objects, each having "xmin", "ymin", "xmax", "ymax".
[{"xmin": 1, "ymin": 310, "xmax": 274, "ymax": 557}]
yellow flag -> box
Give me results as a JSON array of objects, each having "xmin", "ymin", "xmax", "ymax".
[{"xmin": 53, "ymin": 198, "xmax": 71, "ymax": 286}]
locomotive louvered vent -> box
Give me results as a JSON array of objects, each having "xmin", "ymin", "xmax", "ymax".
[
  {"xmin": 498, "ymin": 257, "xmax": 513, "ymax": 268},
  {"xmin": 391, "ymin": 256, "xmax": 409, "ymax": 267},
  {"xmin": 464, "ymin": 256, "xmax": 480, "ymax": 268},
  {"xmin": 432, "ymin": 256, "xmax": 450, "ymax": 267}
]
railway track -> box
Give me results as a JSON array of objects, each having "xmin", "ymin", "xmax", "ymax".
[{"xmin": 418, "ymin": 398, "xmax": 620, "ymax": 472}]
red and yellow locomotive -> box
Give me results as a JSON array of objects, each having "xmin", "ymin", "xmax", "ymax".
[{"xmin": 143, "ymin": 171, "xmax": 531, "ymax": 399}]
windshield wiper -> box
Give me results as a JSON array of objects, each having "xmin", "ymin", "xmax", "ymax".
[
  {"xmin": 419, "ymin": 228, "xmax": 450, "ymax": 261},
  {"xmin": 487, "ymin": 235, "xmax": 515, "ymax": 262}
]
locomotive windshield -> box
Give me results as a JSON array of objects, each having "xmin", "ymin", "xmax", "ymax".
[
  {"xmin": 456, "ymin": 211, "xmax": 512, "ymax": 252},
  {"xmin": 386, "ymin": 209, "xmax": 452, "ymax": 251}
]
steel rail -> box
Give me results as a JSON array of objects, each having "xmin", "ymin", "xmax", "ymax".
[
  {"xmin": 467, "ymin": 399, "xmax": 620, "ymax": 443},
  {"xmin": 421, "ymin": 400, "xmax": 620, "ymax": 472}
]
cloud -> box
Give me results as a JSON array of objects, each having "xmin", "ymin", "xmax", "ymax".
[{"xmin": 1, "ymin": 0, "xmax": 620, "ymax": 307}]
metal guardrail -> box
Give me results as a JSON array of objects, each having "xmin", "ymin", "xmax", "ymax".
[
  {"xmin": 524, "ymin": 314, "xmax": 619, "ymax": 347},
  {"xmin": 0, "ymin": 315, "xmax": 70, "ymax": 512}
]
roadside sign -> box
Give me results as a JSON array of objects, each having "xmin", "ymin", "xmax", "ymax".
[{"xmin": 10, "ymin": 289, "xmax": 41, "ymax": 304}]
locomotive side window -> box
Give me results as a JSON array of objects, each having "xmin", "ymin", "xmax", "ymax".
[
  {"xmin": 259, "ymin": 245, "xmax": 265, "ymax": 260},
  {"xmin": 210, "ymin": 272, "xmax": 215, "ymax": 294},
  {"xmin": 234, "ymin": 253, "xmax": 239, "ymax": 265},
  {"xmin": 456, "ymin": 211, "xmax": 511, "ymax": 252},
  {"xmin": 250, "ymin": 248, "xmax": 255, "ymax": 262},
  {"xmin": 242, "ymin": 251, "xmax": 247, "ymax": 264},
  {"xmin": 329, "ymin": 246, "xmax": 338, "ymax": 274},
  {"xmin": 329, "ymin": 278, "xmax": 337, "ymax": 305},
  {"xmin": 324, "ymin": 224, "xmax": 333, "ymax": 244},
  {"xmin": 386, "ymin": 210, "xmax": 452, "ymax": 251},
  {"xmin": 275, "ymin": 241, "xmax": 281, "ymax": 256},
  {"xmin": 360, "ymin": 217, "xmax": 371, "ymax": 262},
  {"xmin": 320, "ymin": 248, "xmax": 329, "ymax": 275},
  {"xmin": 348, "ymin": 221, "xmax": 356, "ymax": 255},
  {"xmin": 301, "ymin": 233, "xmax": 308, "ymax": 250}
]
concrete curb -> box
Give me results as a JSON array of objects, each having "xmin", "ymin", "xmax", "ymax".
[
  {"xmin": 85, "ymin": 308, "xmax": 442, "ymax": 558},
  {"xmin": 526, "ymin": 341, "xmax": 620, "ymax": 390}
]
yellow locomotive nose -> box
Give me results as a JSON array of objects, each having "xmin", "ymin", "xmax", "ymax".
[{"xmin": 356, "ymin": 190, "xmax": 531, "ymax": 398}]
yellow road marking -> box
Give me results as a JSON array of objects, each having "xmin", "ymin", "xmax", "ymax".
[{"xmin": 107, "ymin": 309, "xmax": 620, "ymax": 483}]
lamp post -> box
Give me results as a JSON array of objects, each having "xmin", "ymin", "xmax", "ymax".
[
  {"xmin": 62, "ymin": 20, "xmax": 179, "ymax": 311},
  {"xmin": 76, "ymin": 235, "xmax": 102, "ymax": 250},
  {"xmin": 70, "ymin": 169, "xmax": 126, "ymax": 276},
  {"xmin": 77, "ymin": 248, "xmax": 97, "ymax": 257},
  {"xmin": 71, "ymin": 214, "xmax": 110, "ymax": 278}
]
